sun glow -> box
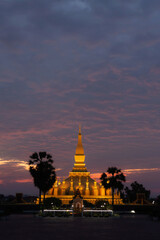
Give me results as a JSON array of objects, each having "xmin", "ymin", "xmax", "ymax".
[{"xmin": 0, "ymin": 158, "xmax": 29, "ymax": 170}]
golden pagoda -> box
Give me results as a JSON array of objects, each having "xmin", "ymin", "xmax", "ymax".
[{"xmin": 46, "ymin": 127, "xmax": 122, "ymax": 205}]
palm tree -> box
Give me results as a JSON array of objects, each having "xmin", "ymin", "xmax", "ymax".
[
  {"xmin": 28, "ymin": 152, "xmax": 56, "ymax": 204},
  {"xmin": 100, "ymin": 167, "xmax": 126, "ymax": 205}
]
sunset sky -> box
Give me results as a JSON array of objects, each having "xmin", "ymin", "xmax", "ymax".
[{"xmin": 0, "ymin": 0, "xmax": 160, "ymax": 197}]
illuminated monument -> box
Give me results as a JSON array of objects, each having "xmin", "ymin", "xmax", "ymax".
[{"xmin": 46, "ymin": 127, "xmax": 122, "ymax": 204}]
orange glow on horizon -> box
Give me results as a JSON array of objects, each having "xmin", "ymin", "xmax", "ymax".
[
  {"xmin": 90, "ymin": 168, "xmax": 160, "ymax": 180},
  {"xmin": 15, "ymin": 179, "xmax": 32, "ymax": 183}
]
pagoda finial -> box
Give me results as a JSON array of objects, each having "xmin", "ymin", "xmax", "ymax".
[
  {"xmin": 70, "ymin": 126, "xmax": 88, "ymax": 173},
  {"xmin": 75, "ymin": 125, "xmax": 84, "ymax": 155},
  {"xmin": 79, "ymin": 124, "xmax": 81, "ymax": 134}
]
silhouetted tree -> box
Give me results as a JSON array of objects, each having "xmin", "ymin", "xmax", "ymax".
[
  {"xmin": 125, "ymin": 181, "xmax": 150, "ymax": 203},
  {"xmin": 83, "ymin": 200, "xmax": 94, "ymax": 208},
  {"xmin": 28, "ymin": 152, "xmax": 56, "ymax": 204},
  {"xmin": 100, "ymin": 167, "xmax": 126, "ymax": 205},
  {"xmin": 156, "ymin": 195, "xmax": 160, "ymax": 205},
  {"xmin": 0, "ymin": 194, "xmax": 4, "ymax": 204}
]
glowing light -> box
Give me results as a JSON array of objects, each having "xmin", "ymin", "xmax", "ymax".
[
  {"xmin": 131, "ymin": 210, "xmax": 135, "ymax": 214},
  {"xmin": 74, "ymin": 163, "xmax": 85, "ymax": 166},
  {"xmin": 44, "ymin": 209, "xmax": 72, "ymax": 212}
]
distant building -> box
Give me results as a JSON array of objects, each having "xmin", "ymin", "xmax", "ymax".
[{"xmin": 45, "ymin": 127, "xmax": 122, "ymax": 205}]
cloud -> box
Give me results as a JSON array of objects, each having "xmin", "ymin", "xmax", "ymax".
[
  {"xmin": 124, "ymin": 168, "xmax": 160, "ymax": 174},
  {"xmin": 0, "ymin": 180, "xmax": 3, "ymax": 184},
  {"xmin": 0, "ymin": 0, "xmax": 160, "ymax": 196},
  {"xmin": 0, "ymin": 158, "xmax": 29, "ymax": 170},
  {"xmin": 90, "ymin": 168, "xmax": 160, "ymax": 180},
  {"xmin": 15, "ymin": 179, "xmax": 32, "ymax": 183}
]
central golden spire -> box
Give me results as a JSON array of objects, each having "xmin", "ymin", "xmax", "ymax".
[
  {"xmin": 71, "ymin": 126, "xmax": 87, "ymax": 172},
  {"xmin": 75, "ymin": 125, "xmax": 84, "ymax": 155}
]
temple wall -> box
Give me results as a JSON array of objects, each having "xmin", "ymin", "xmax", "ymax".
[{"xmin": 43, "ymin": 194, "xmax": 123, "ymax": 205}]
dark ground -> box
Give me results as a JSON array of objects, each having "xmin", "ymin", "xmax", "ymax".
[{"xmin": 0, "ymin": 214, "xmax": 159, "ymax": 240}]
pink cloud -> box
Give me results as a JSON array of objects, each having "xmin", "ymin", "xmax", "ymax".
[
  {"xmin": 151, "ymin": 67, "xmax": 160, "ymax": 75},
  {"xmin": 90, "ymin": 168, "xmax": 160, "ymax": 180},
  {"xmin": 0, "ymin": 123, "xmax": 72, "ymax": 142},
  {"xmin": 15, "ymin": 179, "xmax": 33, "ymax": 183},
  {"xmin": 27, "ymin": 82, "xmax": 52, "ymax": 94},
  {"xmin": 90, "ymin": 173, "xmax": 102, "ymax": 180},
  {"xmin": 144, "ymin": 38, "xmax": 160, "ymax": 47},
  {"xmin": 87, "ymin": 68, "xmax": 109, "ymax": 82},
  {"xmin": 0, "ymin": 180, "xmax": 3, "ymax": 184},
  {"xmin": 123, "ymin": 168, "xmax": 160, "ymax": 175},
  {"xmin": 109, "ymin": 65, "xmax": 122, "ymax": 76}
]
